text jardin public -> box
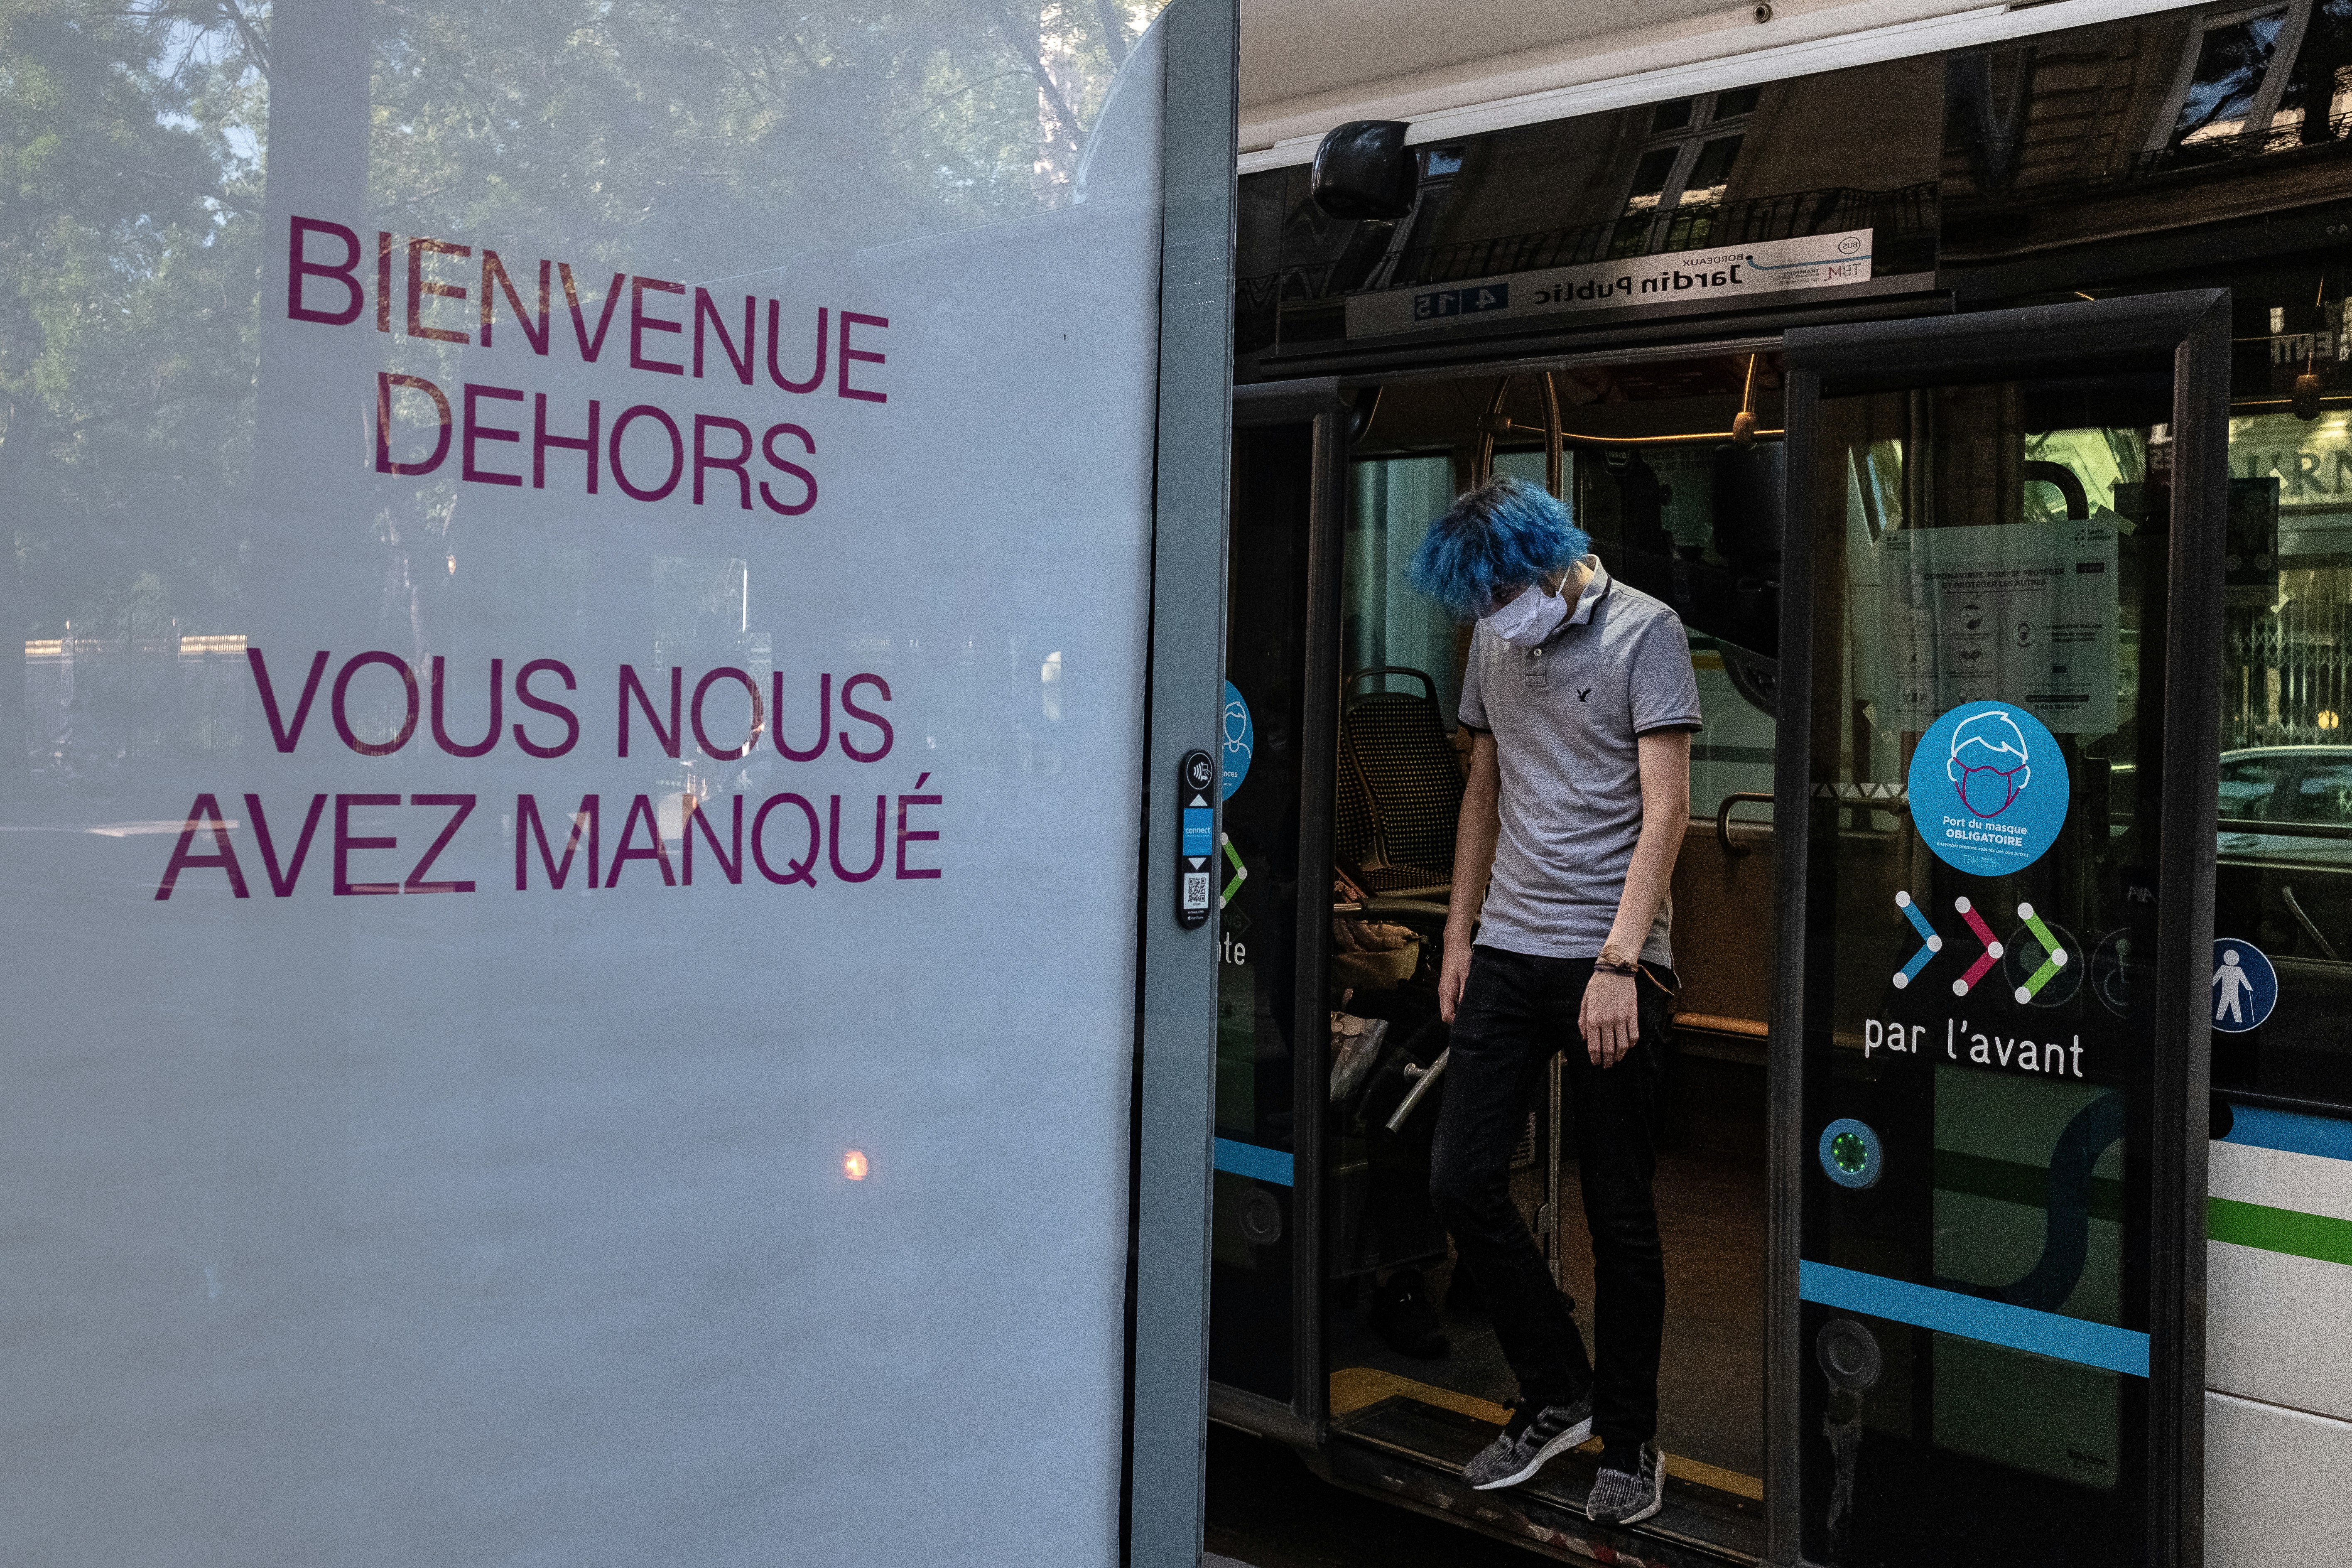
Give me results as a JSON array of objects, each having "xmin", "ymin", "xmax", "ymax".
[
  {"xmin": 287, "ymin": 216, "xmax": 888, "ymax": 513},
  {"xmin": 153, "ymin": 650, "xmax": 941, "ymax": 901}
]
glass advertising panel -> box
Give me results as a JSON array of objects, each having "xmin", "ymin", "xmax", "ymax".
[{"xmin": 0, "ymin": 2, "xmax": 1187, "ymax": 1563}]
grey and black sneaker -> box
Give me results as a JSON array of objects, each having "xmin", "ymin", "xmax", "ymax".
[
  {"xmin": 1462, "ymin": 1395, "xmax": 1593, "ymax": 1491},
  {"xmin": 1585, "ymin": 1441, "xmax": 1665, "ymax": 1525}
]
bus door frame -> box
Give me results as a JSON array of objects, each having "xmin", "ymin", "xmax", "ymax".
[
  {"xmin": 1210, "ymin": 378, "xmax": 1349, "ymax": 1447},
  {"xmin": 1769, "ymin": 291, "xmax": 2229, "ymax": 1568}
]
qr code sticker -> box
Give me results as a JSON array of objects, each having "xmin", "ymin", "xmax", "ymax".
[{"xmin": 1182, "ymin": 872, "xmax": 1210, "ymax": 909}]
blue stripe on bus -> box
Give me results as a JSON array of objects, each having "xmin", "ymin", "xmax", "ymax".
[
  {"xmin": 2221, "ymin": 1105, "xmax": 2352, "ymax": 1164},
  {"xmin": 1214, "ymin": 1138, "xmax": 1295, "ymax": 1187},
  {"xmin": 1798, "ymin": 1260, "xmax": 2149, "ymax": 1377}
]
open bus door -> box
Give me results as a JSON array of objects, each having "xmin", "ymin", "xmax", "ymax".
[
  {"xmin": 1207, "ymin": 289, "xmax": 2227, "ymax": 1568},
  {"xmin": 1771, "ymin": 292, "xmax": 2227, "ymax": 1568}
]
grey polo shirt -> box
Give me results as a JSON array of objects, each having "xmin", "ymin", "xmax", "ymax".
[{"xmin": 1457, "ymin": 557, "xmax": 1702, "ymax": 965}]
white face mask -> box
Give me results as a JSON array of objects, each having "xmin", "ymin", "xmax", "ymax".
[{"xmin": 1480, "ymin": 570, "xmax": 1570, "ymax": 648}]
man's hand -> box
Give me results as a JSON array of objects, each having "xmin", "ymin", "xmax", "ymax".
[
  {"xmin": 1439, "ymin": 941, "xmax": 1473, "ymax": 1024},
  {"xmin": 1440, "ymin": 733, "xmax": 1501, "ymax": 1028},
  {"xmin": 1579, "ymin": 969, "xmax": 1640, "ymax": 1067}
]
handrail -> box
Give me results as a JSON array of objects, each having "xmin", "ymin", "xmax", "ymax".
[
  {"xmin": 1673, "ymin": 1011, "xmax": 1769, "ymax": 1039},
  {"xmin": 2020, "ymin": 459, "xmax": 2087, "ymax": 520},
  {"xmin": 2216, "ymin": 815, "xmax": 2352, "ymax": 841},
  {"xmin": 2277, "ymin": 884, "xmax": 2341, "ymax": 963},
  {"xmin": 1385, "ymin": 1048, "xmax": 1448, "ymax": 1133},
  {"xmin": 1342, "ymin": 666, "xmax": 1437, "ymax": 705},
  {"xmin": 1716, "ymin": 791, "xmax": 1774, "ymax": 857}
]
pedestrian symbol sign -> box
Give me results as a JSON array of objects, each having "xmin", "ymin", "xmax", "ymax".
[{"xmin": 2211, "ymin": 939, "xmax": 2278, "ymax": 1033}]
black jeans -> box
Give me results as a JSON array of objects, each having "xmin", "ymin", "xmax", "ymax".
[{"xmin": 1428, "ymin": 945, "xmax": 1671, "ymax": 1450}]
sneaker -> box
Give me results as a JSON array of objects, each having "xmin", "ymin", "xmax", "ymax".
[
  {"xmin": 1367, "ymin": 1268, "xmax": 1449, "ymax": 1359},
  {"xmin": 1585, "ymin": 1441, "xmax": 1665, "ymax": 1525},
  {"xmin": 1462, "ymin": 1395, "xmax": 1593, "ymax": 1490}
]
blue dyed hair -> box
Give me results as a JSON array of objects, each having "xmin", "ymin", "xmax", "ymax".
[{"xmin": 1406, "ymin": 476, "xmax": 1589, "ymax": 621}]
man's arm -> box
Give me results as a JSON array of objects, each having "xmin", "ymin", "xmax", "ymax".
[
  {"xmin": 1579, "ymin": 729, "xmax": 1691, "ymax": 1066},
  {"xmin": 1438, "ymin": 730, "xmax": 1501, "ymax": 1023}
]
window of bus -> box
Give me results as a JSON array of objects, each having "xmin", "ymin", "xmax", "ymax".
[
  {"xmin": 1346, "ymin": 454, "xmax": 1463, "ymax": 726},
  {"xmin": 1532, "ymin": 444, "xmax": 1781, "ymax": 826},
  {"xmin": 1348, "ymin": 442, "xmax": 1786, "ymax": 830},
  {"xmin": 2214, "ymin": 395, "xmax": 2352, "ymax": 1109}
]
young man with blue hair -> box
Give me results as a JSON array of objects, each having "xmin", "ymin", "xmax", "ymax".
[{"xmin": 1408, "ymin": 475, "xmax": 1700, "ymax": 1525}]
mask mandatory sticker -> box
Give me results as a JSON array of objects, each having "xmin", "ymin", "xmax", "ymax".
[
  {"xmin": 1221, "ymin": 680, "xmax": 1254, "ymax": 802},
  {"xmin": 1907, "ymin": 700, "xmax": 2069, "ymax": 876}
]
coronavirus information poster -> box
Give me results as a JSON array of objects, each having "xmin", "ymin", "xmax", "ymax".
[
  {"xmin": 0, "ymin": 5, "xmax": 1182, "ymax": 1564},
  {"xmin": 1860, "ymin": 521, "xmax": 2121, "ymax": 735}
]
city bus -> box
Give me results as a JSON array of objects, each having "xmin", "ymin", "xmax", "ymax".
[{"xmin": 1204, "ymin": 3, "xmax": 2352, "ymax": 1563}]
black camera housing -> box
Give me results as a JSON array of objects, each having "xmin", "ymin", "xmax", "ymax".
[{"xmin": 1311, "ymin": 121, "xmax": 1418, "ymax": 222}]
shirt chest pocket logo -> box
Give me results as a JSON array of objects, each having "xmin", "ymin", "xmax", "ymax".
[{"xmin": 1577, "ymin": 687, "xmax": 1592, "ymax": 702}]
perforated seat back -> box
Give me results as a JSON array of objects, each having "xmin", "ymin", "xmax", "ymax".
[
  {"xmin": 1332, "ymin": 740, "xmax": 1380, "ymax": 883},
  {"xmin": 1341, "ymin": 668, "xmax": 1464, "ymax": 882}
]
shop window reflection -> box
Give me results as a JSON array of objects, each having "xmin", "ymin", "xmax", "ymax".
[
  {"xmin": 2168, "ymin": 6, "xmax": 2294, "ymax": 148},
  {"xmin": 1609, "ymin": 89, "xmax": 1757, "ymax": 258},
  {"xmin": 2217, "ymin": 408, "xmax": 2352, "ymax": 1104},
  {"xmin": 2148, "ymin": 0, "xmax": 2352, "ymax": 170}
]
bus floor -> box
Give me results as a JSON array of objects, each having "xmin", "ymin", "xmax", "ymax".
[
  {"xmin": 1206, "ymin": 1421, "xmax": 1553, "ymax": 1568},
  {"xmin": 1324, "ymin": 1051, "xmax": 1766, "ymax": 1507}
]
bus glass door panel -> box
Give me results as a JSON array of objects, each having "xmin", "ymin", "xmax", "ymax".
[
  {"xmin": 1778, "ymin": 295, "xmax": 2225, "ymax": 1568},
  {"xmin": 1211, "ymin": 420, "xmax": 1309, "ymax": 1404},
  {"xmin": 1212, "ymin": 397, "xmax": 1342, "ymax": 1417}
]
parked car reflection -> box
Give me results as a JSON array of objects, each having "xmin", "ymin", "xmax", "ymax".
[{"xmin": 2216, "ymin": 746, "xmax": 2352, "ymax": 870}]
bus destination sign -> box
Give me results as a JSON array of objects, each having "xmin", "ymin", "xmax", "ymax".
[{"xmin": 1344, "ymin": 228, "xmax": 1874, "ymax": 339}]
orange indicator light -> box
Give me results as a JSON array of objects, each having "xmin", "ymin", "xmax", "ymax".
[{"xmin": 843, "ymin": 1150, "xmax": 869, "ymax": 1181}]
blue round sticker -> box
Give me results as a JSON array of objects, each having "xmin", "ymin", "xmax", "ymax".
[
  {"xmin": 1221, "ymin": 681, "xmax": 1253, "ymax": 802},
  {"xmin": 2211, "ymin": 938, "xmax": 2278, "ymax": 1033},
  {"xmin": 1906, "ymin": 701, "xmax": 2070, "ymax": 877}
]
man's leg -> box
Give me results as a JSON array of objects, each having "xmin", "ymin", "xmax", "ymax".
[
  {"xmin": 1429, "ymin": 947, "xmax": 1590, "ymax": 1409},
  {"xmin": 1560, "ymin": 960, "xmax": 1669, "ymax": 1455}
]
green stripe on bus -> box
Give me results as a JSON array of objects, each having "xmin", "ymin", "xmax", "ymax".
[
  {"xmin": 2207, "ymin": 1197, "xmax": 2352, "ymax": 1266},
  {"xmin": 1933, "ymin": 1150, "xmax": 2126, "ymax": 1222},
  {"xmin": 1931, "ymin": 1154, "xmax": 2352, "ymax": 1264}
]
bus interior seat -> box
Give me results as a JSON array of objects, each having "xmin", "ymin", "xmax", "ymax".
[
  {"xmin": 1667, "ymin": 794, "xmax": 1778, "ymax": 1067},
  {"xmin": 1339, "ymin": 666, "xmax": 1463, "ymax": 901},
  {"xmin": 1331, "ymin": 740, "xmax": 1435, "ymax": 991}
]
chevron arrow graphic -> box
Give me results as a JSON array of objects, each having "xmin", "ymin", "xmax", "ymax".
[
  {"xmin": 1892, "ymin": 890, "xmax": 1942, "ymax": 989},
  {"xmin": 2011, "ymin": 901, "xmax": 2070, "ymax": 1003},
  {"xmin": 1220, "ymin": 833, "xmax": 1248, "ymax": 909},
  {"xmin": 1952, "ymin": 895, "xmax": 2004, "ymax": 996}
]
